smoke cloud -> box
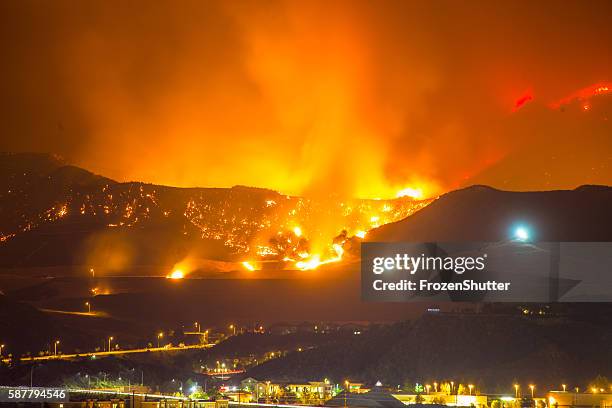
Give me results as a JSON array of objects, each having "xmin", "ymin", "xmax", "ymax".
[{"xmin": 1, "ymin": 0, "xmax": 611, "ymax": 197}]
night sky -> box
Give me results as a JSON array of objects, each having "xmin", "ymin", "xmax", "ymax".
[{"xmin": 1, "ymin": 0, "xmax": 611, "ymax": 197}]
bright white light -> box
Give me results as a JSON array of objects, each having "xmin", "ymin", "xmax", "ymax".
[
  {"xmin": 166, "ymin": 269, "xmax": 185, "ymax": 279},
  {"xmin": 514, "ymin": 226, "xmax": 530, "ymax": 241}
]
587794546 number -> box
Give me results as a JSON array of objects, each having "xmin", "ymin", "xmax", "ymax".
[{"xmin": 0, "ymin": 387, "xmax": 68, "ymax": 402}]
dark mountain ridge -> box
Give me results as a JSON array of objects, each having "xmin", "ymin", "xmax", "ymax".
[
  {"xmin": 368, "ymin": 184, "xmax": 612, "ymax": 242},
  {"xmin": 242, "ymin": 312, "xmax": 612, "ymax": 391}
]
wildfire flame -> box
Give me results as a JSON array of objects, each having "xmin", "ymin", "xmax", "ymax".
[
  {"xmin": 396, "ymin": 187, "xmax": 424, "ymax": 199},
  {"xmin": 295, "ymin": 243, "xmax": 344, "ymax": 271},
  {"xmin": 166, "ymin": 269, "xmax": 185, "ymax": 279}
]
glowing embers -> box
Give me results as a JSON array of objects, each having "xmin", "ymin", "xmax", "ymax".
[
  {"xmin": 513, "ymin": 92, "xmax": 534, "ymax": 112},
  {"xmin": 550, "ymin": 81, "xmax": 612, "ymax": 109}
]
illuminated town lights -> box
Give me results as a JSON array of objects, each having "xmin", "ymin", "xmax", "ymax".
[
  {"xmin": 468, "ymin": 384, "xmax": 474, "ymax": 395},
  {"xmin": 514, "ymin": 384, "xmax": 520, "ymax": 398},
  {"xmin": 157, "ymin": 332, "xmax": 163, "ymax": 348},
  {"xmin": 529, "ymin": 384, "xmax": 535, "ymax": 398},
  {"xmin": 562, "ymin": 384, "xmax": 566, "ymax": 392}
]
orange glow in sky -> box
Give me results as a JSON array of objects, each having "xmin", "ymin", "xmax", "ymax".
[{"xmin": 1, "ymin": 1, "xmax": 612, "ymax": 197}]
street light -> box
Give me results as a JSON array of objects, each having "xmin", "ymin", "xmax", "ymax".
[
  {"xmin": 514, "ymin": 384, "xmax": 520, "ymax": 398},
  {"xmin": 108, "ymin": 336, "xmax": 113, "ymax": 352},
  {"xmin": 0, "ymin": 344, "xmax": 5, "ymax": 358},
  {"xmin": 562, "ymin": 384, "xmax": 567, "ymax": 392},
  {"xmin": 54, "ymin": 340, "xmax": 60, "ymax": 356},
  {"xmin": 434, "ymin": 382, "xmax": 438, "ymax": 393},
  {"xmin": 513, "ymin": 225, "xmax": 531, "ymax": 242},
  {"xmin": 450, "ymin": 381, "xmax": 455, "ymax": 395},
  {"xmin": 85, "ymin": 302, "xmax": 91, "ymax": 313},
  {"xmin": 529, "ymin": 384, "xmax": 535, "ymax": 398},
  {"xmin": 194, "ymin": 322, "xmax": 200, "ymax": 333},
  {"xmin": 468, "ymin": 384, "xmax": 474, "ymax": 395},
  {"xmin": 229, "ymin": 324, "xmax": 236, "ymax": 336},
  {"xmin": 426, "ymin": 384, "xmax": 431, "ymax": 394},
  {"xmin": 157, "ymin": 332, "xmax": 163, "ymax": 348},
  {"xmin": 344, "ymin": 381, "xmax": 350, "ymax": 408}
]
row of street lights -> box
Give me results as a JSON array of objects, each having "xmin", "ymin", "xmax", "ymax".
[
  {"xmin": 50, "ymin": 336, "xmax": 116, "ymax": 356},
  {"xmin": 514, "ymin": 384, "xmax": 536, "ymax": 398}
]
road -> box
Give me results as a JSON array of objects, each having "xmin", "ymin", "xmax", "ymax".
[{"xmin": 1, "ymin": 343, "xmax": 214, "ymax": 364}]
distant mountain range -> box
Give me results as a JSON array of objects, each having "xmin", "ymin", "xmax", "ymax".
[{"xmin": 0, "ymin": 152, "xmax": 427, "ymax": 269}]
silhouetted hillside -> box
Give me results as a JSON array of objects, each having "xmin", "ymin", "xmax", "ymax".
[
  {"xmin": 368, "ymin": 185, "xmax": 612, "ymax": 242},
  {"xmin": 0, "ymin": 294, "xmax": 89, "ymax": 356},
  {"xmin": 0, "ymin": 153, "xmax": 426, "ymax": 268},
  {"xmin": 242, "ymin": 313, "xmax": 612, "ymax": 391}
]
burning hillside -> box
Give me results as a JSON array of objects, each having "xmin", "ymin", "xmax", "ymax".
[{"xmin": 0, "ymin": 153, "xmax": 432, "ymax": 273}]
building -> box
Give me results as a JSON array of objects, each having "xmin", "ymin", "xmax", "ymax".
[
  {"xmin": 547, "ymin": 391, "xmax": 612, "ymax": 408},
  {"xmin": 393, "ymin": 392, "xmax": 487, "ymax": 408},
  {"xmin": 239, "ymin": 377, "xmax": 333, "ymax": 403},
  {"xmin": 325, "ymin": 386, "xmax": 407, "ymax": 408}
]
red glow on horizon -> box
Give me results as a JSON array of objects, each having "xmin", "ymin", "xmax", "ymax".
[
  {"xmin": 513, "ymin": 92, "xmax": 534, "ymax": 112},
  {"xmin": 549, "ymin": 82, "xmax": 612, "ymax": 109}
]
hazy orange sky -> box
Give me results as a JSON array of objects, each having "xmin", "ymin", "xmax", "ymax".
[{"xmin": 1, "ymin": 0, "xmax": 611, "ymax": 197}]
